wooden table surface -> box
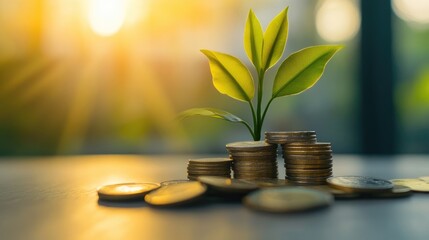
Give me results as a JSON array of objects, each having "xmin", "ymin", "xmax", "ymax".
[{"xmin": 0, "ymin": 154, "xmax": 428, "ymax": 240}]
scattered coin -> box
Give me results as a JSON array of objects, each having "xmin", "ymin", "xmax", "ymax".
[
  {"xmin": 243, "ymin": 187, "xmax": 333, "ymax": 213},
  {"xmin": 97, "ymin": 182, "xmax": 160, "ymax": 201},
  {"xmin": 328, "ymin": 176, "xmax": 394, "ymax": 193},
  {"xmin": 366, "ymin": 185, "xmax": 413, "ymax": 198},
  {"xmin": 144, "ymin": 182, "xmax": 207, "ymax": 206},
  {"xmin": 419, "ymin": 176, "xmax": 429, "ymax": 183},
  {"xmin": 197, "ymin": 176, "xmax": 258, "ymax": 195},
  {"xmin": 161, "ymin": 180, "xmax": 191, "ymax": 186},
  {"xmin": 390, "ymin": 178, "xmax": 429, "ymax": 192}
]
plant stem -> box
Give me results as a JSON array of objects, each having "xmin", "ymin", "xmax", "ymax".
[
  {"xmin": 261, "ymin": 97, "xmax": 275, "ymax": 126},
  {"xmin": 248, "ymin": 101, "xmax": 257, "ymax": 139},
  {"xmin": 255, "ymin": 70, "xmax": 265, "ymax": 141}
]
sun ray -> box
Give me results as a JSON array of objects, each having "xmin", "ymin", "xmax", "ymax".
[
  {"xmin": 0, "ymin": 56, "xmax": 51, "ymax": 96},
  {"xmin": 57, "ymin": 57, "xmax": 99, "ymax": 154},
  {"xmin": 0, "ymin": 59, "xmax": 67, "ymax": 122},
  {"xmin": 127, "ymin": 52, "xmax": 191, "ymax": 151}
]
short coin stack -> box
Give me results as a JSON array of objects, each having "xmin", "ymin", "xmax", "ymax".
[
  {"xmin": 187, "ymin": 158, "xmax": 232, "ymax": 180},
  {"xmin": 283, "ymin": 142, "xmax": 333, "ymax": 185},
  {"xmin": 226, "ymin": 141, "xmax": 278, "ymax": 180}
]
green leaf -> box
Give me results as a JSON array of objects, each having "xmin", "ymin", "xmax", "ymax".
[
  {"xmin": 178, "ymin": 108, "xmax": 245, "ymax": 123},
  {"xmin": 272, "ymin": 45, "xmax": 342, "ymax": 98},
  {"xmin": 262, "ymin": 7, "xmax": 289, "ymax": 70},
  {"xmin": 244, "ymin": 9, "xmax": 263, "ymax": 71},
  {"xmin": 201, "ymin": 50, "xmax": 254, "ymax": 102}
]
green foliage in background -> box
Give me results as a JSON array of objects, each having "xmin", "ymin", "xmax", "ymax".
[{"xmin": 180, "ymin": 7, "xmax": 342, "ymax": 140}]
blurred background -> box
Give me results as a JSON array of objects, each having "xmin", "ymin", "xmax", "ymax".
[{"xmin": 0, "ymin": 0, "xmax": 428, "ymax": 156}]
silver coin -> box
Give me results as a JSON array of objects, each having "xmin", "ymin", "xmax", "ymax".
[{"xmin": 328, "ymin": 176, "xmax": 393, "ymax": 193}]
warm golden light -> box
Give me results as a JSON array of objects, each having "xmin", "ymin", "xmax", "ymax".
[
  {"xmin": 316, "ymin": 0, "xmax": 360, "ymax": 42},
  {"xmin": 88, "ymin": 0, "xmax": 127, "ymax": 36},
  {"xmin": 393, "ymin": 0, "xmax": 429, "ymax": 25}
]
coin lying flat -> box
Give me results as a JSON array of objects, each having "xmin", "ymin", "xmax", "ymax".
[
  {"xmin": 226, "ymin": 141, "xmax": 277, "ymax": 151},
  {"xmin": 390, "ymin": 178, "xmax": 429, "ymax": 192},
  {"xmin": 328, "ymin": 176, "xmax": 394, "ymax": 193},
  {"xmin": 243, "ymin": 187, "xmax": 333, "ymax": 213},
  {"xmin": 97, "ymin": 182, "xmax": 160, "ymax": 201},
  {"xmin": 367, "ymin": 185, "xmax": 412, "ymax": 198},
  {"xmin": 144, "ymin": 182, "xmax": 207, "ymax": 206},
  {"xmin": 419, "ymin": 176, "xmax": 429, "ymax": 183},
  {"xmin": 266, "ymin": 131, "xmax": 316, "ymax": 136},
  {"xmin": 161, "ymin": 180, "xmax": 191, "ymax": 186},
  {"xmin": 197, "ymin": 176, "xmax": 258, "ymax": 195}
]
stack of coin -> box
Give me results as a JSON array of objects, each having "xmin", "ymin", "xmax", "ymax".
[
  {"xmin": 265, "ymin": 131, "xmax": 317, "ymax": 145},
  {"xmin": 226, "ymin": 141, "xmax": 278, "ymax": 180},
  {"xmin": 283, "ymin": 142, "xmax": 333, "ymax": 185},
  {"xmin": 187, "ymin": 158, "xmax": 232, "ymax": 180}
]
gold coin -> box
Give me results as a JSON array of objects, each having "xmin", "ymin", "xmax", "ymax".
[
  {"xmin": 187, "ymin": 168, "xmax": 230, "ymax": 172},
  {"xmin": 187, "ymin": 170, "xmax": 231, "ymax": 175},
  {"xmin": 286, "ymin": 167, "xmax": 332, "ymax": 173},
  {"xmin": 241, "ymin": 178, "xmax": 293, "ymax": 188},
  {"xmin": 284, "ymin": 150, "xmax": 333, "ymax": 155},
  {"xmin": 161, "ymin": 180, "xmax": 191, "ymax": 186},
  {"xmin": 188, "ymin": 173, "xmax": 231, "ymax": 178},
  {"xmin": 226, "ymin": 141, "xmax": 277, "ymax": 151},
  {"xmin": 144, "ymin": 182, "xmax": 207, "ymax": 206},
  {"xmin": 366, "ymin": 185, "xmax": 413, "ymax": 198},
  {"xmin": 390, "ymin": 178, "xmax": 429, "ymax": 192},
  {"xmin": 235, "ymin": 172, "xmax": 278, "ymax": 178},
  {"xmin": 267, "ymin": 139, "xmax": 317, "ymax": 144},
  {"xmin": 189, "ymin": 158, "xmax": 233, "ymax": 164},
  {"xmin": 419, "ymin": 176, "xmax": 429, "ymax": 183},
  {"xmin": 197, "ymin": 176, "xmax": 258, "ymax": 194},
  {"xmin": 233, "ymin": 161, "xmax": 277, "ymax": 166},
  {"xmin": 243, "ymin": 187, "xmax": 333, "ymax": 213},
  {"xmin": 265, "ymin": 131, "xmax": 316, "ymax": 136},
  {"xmin": 229, "ymin": 151, "xmax": 277, "ymax": 157},
  {"xmin": 285, "ymin": 155, "xmax": 333, "ymax": 160},
  {"xmin": 285, "ymin": 163, "xmax": 332, "ymax": 169},
  {"xmin": 287, "ymin": 172, "xmax": 332, "ymax": 178},
  {"xmin": 98, "ymin": 183, "xmax": 160, "ymax": 201}
]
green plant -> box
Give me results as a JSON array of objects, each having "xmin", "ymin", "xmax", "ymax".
[{"xmin": 179, "ymin": 7, "xmax": 342, "ymax": 141}]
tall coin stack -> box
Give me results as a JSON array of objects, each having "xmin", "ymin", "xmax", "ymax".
[
  {"xmin": 265, "ymin": 131, "xmax": 333, "ymax": 185},
  {"xmin": 226, "ymin": 141, "xmax": 278, "ymax": 180},
  {"xmin": 187, "ymin": 158, "xmax": 232, "ymax": 180},
  {"xmin": 283, "ymin": 142, "xmax": 333, "ymax": 185}
]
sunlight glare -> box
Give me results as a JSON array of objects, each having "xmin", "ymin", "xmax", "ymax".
[
  {"xmin": 393, "ymin": 0, "xmax": 429, "ymax": 25},
  {"xmin": 88, "ymin": 0, "xmax": 127, "ymax": 36},
  {"xmin": 316, "ymin": 0, "xmax": 360, "ymax": 42}
]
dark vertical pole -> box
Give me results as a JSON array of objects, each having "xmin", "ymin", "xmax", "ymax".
[{"xmin": 360, "ymin": 1, "xmax": 396, "ymax": 154}]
